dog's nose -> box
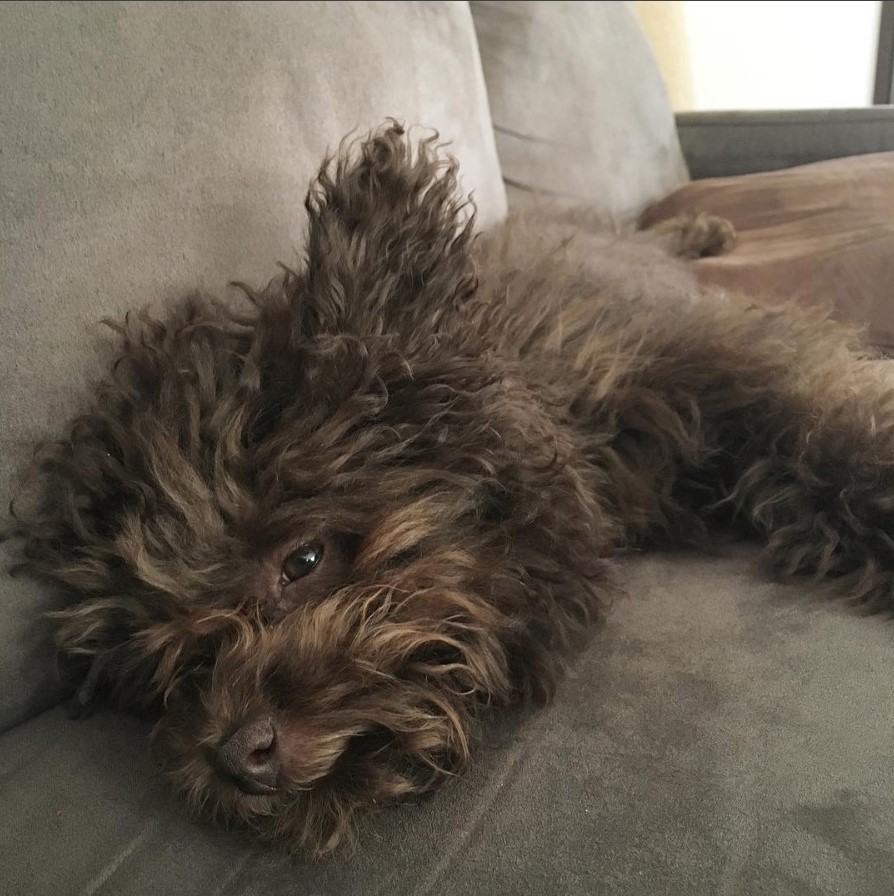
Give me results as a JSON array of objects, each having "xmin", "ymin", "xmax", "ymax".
[{"xmin": 215, "ymin": 717, "xmax": 280, "ymax": 795}]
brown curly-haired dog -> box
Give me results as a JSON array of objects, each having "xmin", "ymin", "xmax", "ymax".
[{"xmin": 9, "ymin": 123, "xmax": 894, "ymax": 856}]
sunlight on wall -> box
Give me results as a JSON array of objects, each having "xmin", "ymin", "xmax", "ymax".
[{"xmin": 633, "ymin": 1, "xmax": 882, "ymax": 111}]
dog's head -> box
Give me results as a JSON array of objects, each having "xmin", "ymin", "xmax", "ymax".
[{"xmin": 9, "ymin": 124, "xmax": 606, "ymax": 855}]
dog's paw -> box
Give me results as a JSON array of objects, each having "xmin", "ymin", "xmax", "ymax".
[
  {"xmin": 651, "ymin": 211, "xmax": 737, "ymax": 260},
  {"xmin": 688, "ymin": 212, "xmax": 737, "ymax": 258}
]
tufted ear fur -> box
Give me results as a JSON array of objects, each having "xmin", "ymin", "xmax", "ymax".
[{"xmin": 300, "ymin": 122, "xmax": 479, "ymax": 338}]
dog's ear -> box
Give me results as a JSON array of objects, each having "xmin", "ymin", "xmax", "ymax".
[{"xmin": 301, "ymin": 122, "xmax": 478, "ymax": 336}]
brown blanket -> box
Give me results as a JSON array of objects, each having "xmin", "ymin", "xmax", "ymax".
[{"xmin": 641, "ymin": 152, "xmax": 894, "ymax": 349}]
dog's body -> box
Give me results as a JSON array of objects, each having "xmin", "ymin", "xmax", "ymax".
[{"xmin": 10, "ymin": 125, "xmax": 894, "ymax": 856}]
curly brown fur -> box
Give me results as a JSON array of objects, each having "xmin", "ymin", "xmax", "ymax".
[
  {"xmin": 8, "ymin": 123, "xmax": 894, "ymax": 857},
  {"xmin": 648, "ymin": 209, "xmax": 737, "ymax": 259}
]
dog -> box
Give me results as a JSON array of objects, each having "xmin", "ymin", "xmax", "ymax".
[{"xmin": 8, "ymin": 123, "xmax": 894, "ymax": 857}]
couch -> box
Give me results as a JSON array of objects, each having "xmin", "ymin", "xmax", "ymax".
[{"xmin": 3, "ymin": 3, "xmax": 894, "ymax": 893}]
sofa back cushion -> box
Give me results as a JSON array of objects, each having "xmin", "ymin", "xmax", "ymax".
[
  {"xmin": 0, "ymin": 0, "xmax": 505, "ymax": 729},
  {"xmin": 471, "ymin": 0, "xmax": 689, "ymax": 225}
]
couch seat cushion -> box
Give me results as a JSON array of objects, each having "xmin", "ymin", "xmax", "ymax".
[{"xmin": 3, "ymin": 550, "xmax": 893, "ymax": 895}]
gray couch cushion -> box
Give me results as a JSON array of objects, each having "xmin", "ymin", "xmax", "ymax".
[
  {"xmin": 3, "ymin": 551, "xmax": 893, "ymax": 895},
  {"xmin": 471, "ymin": 0, "xmax": 689, "ymax": 225},
  {"xmin": 0, "ymin": 0, "xmax": 506, "ymax": 730}
]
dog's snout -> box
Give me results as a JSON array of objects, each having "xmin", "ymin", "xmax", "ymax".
[{"xmin": 215, "ymin": 717, "xmax": 280, "ymax": 795}]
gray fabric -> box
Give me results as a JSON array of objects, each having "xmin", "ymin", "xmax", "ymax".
[
  {"xmin": 0, "ymin": 0, "xmax": 506, "ymax": 730},
  {"xmin": 2, "ymin": 550, "xmax": 893, "ymax": 895},
  {"xmin": 677, "ymin": 108, "xmax": 894, "ymax": 179},
  {"xmin": 471, "ymin": 0, "xmax": 689, "ymax": 225}
]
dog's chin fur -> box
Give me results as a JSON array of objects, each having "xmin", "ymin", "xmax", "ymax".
[
  {"xmin": 151, "ymin": 591, "xmax": 504, "ymax": 856},
  {"xmin": 10, "ymin": 122, "xmax": 894, "ymax": 858}
]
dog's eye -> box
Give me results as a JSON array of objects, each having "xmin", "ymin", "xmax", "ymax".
[{"xmin": 281, "ymin": 541, "xmax": 324, "ymax": 584}]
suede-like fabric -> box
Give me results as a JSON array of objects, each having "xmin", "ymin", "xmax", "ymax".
[
  {"xmin": 471, "ymin": 0, "xmax": 689, "ymax": 224},
  {"xmin": 0, "ymin": 0, "xmax": 506, "ymax": 730},
  {"xmin": 2, "ymin": 550, "xmax": 893, "ymax": 895},
  {"xmin": 640, "ymin": 153, "xmax": 894, "ymax": 349}
]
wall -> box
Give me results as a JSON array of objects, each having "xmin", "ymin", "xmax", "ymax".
[{"xmin": 633, "ymin": 0, "xmax": 882, "ymax": 111}]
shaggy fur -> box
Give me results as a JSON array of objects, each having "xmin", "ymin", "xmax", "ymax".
[{"xmin": 8, "ymin": 123, "xmax": 894, "ymax": 857}]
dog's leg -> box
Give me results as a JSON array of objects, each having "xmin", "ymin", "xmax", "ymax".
[
  {"xmin": 589, "ymin": 298, "xmax": 894, "ymax": 608},
  {"xmin": 645, "ymin": 211, "xmax": 737, "ymax": 259},
  {"xmin": 725, "ymin": 334, "xmax": 894, "ymax": 608}
]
